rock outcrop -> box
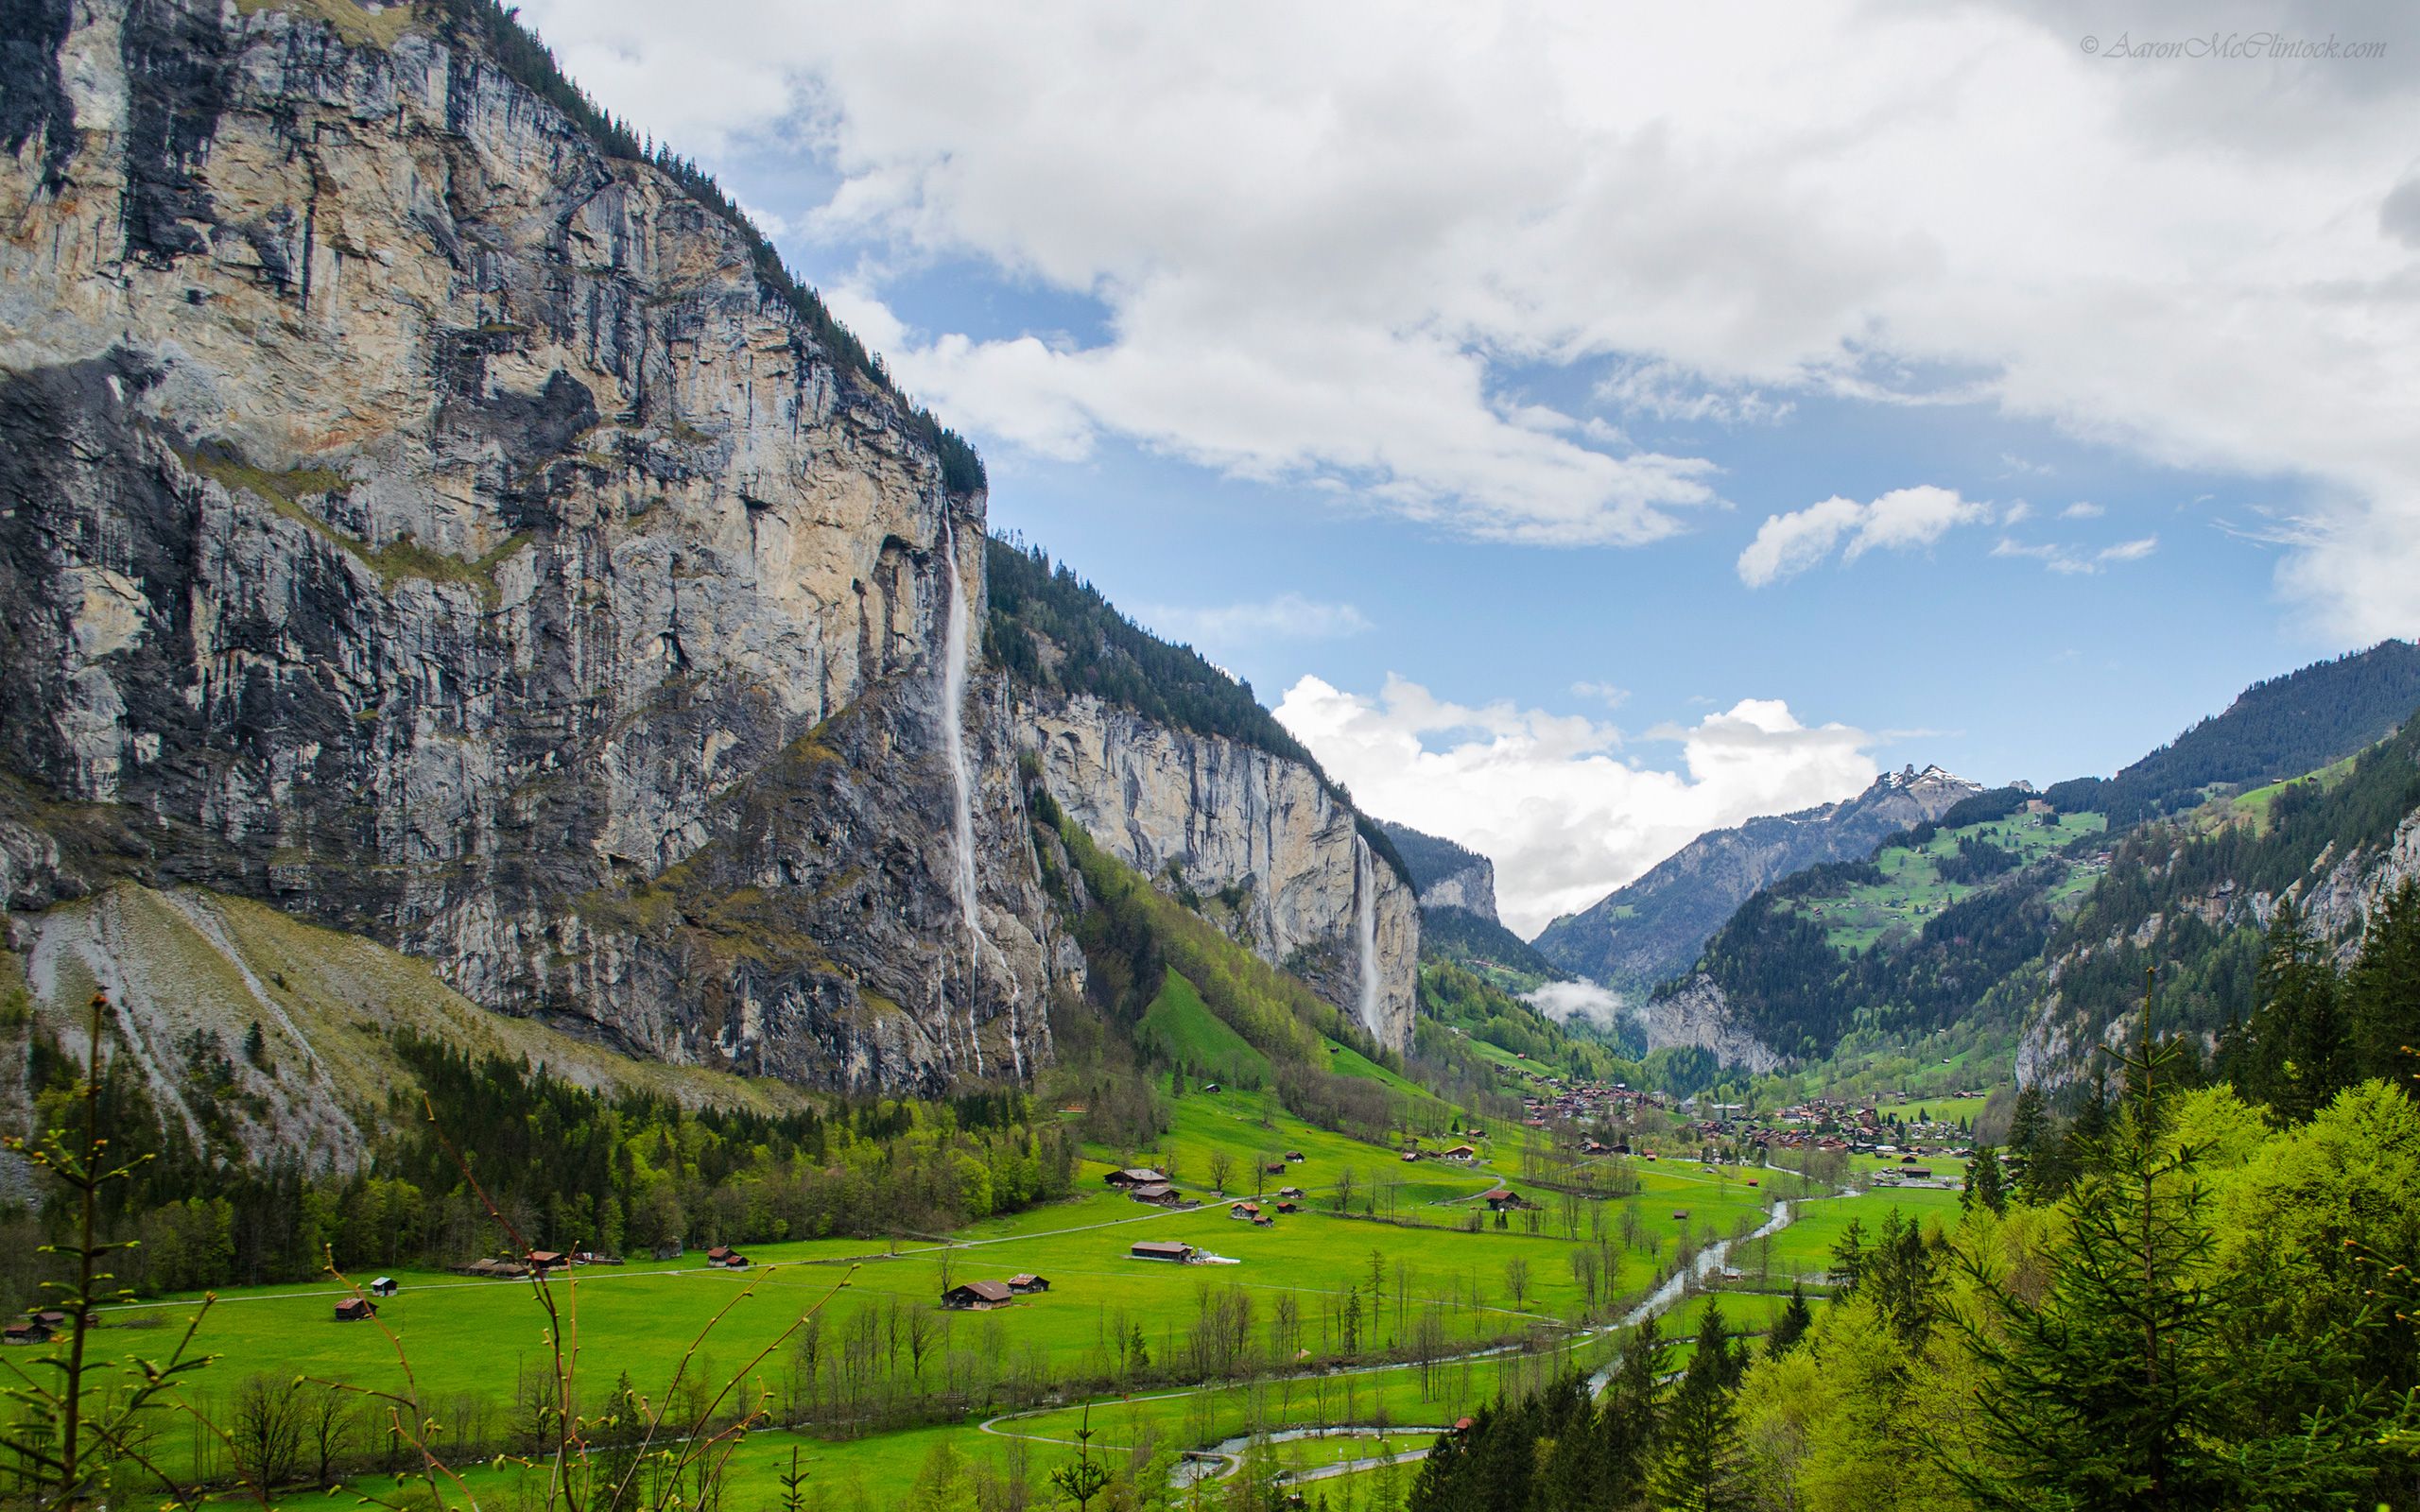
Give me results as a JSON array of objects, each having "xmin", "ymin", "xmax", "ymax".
[
  {"xmin": 0, "ymin": 0, "xmax": 1060, "ymax": 1088},
  {"xmin": 2016, "ymin": 799, "xmax": 2420, "ymax": 1092},
  {"xmin": 1378, "ymin": 821, "xmax": 1500, "ymax": 922},
  {"xmin": 1023, "ymin": 691, "xmax": 1418, "ymax": 1051},
  {"xmin": 1536, "ymin": 764, "xmax": 1983, "ymax": 989},
  {"xmin": 1644, "ymin": 975, "xmax": 1783, "ymax": 1074}
]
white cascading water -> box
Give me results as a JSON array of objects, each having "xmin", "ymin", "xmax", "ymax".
[
  {"xmin": 939, "ymin": 523, "xmax": 990, "ymax": 1075},
  {"xmin": 1354, "ymin": 834, "xmax": 1382, "ymax": 1039}
]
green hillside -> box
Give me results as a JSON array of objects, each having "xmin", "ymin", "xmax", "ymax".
[
  {"xmin": 1135, "ymin": 968, "xmax": 1272, "ymax": 1086},
  {"xmin": 2060, "ymin": 638, "xmax": 2420, "ymax": 826}
]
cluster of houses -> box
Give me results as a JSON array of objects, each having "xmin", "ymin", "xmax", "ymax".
[
  {"xmin": 3, "ymin": 1309, "xmax": 80, "ymax": 1347},
  {"xmin": 1105, "ymin": 1166, "xmax": 1194, "ymax": 1209},
  {"xmin": 940, "ymin": 1273, "xmax": 1050, "ymax": 1311}
]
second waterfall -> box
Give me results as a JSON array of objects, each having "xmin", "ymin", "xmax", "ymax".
[{"xmin": 940, "ymin": 522, "xmax": 992, "ymax": 1074}]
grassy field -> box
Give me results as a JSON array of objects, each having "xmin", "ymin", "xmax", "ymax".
[{"xmin": 54, "ymin": 1067, "xmax": 1841, "ymax": 1507}]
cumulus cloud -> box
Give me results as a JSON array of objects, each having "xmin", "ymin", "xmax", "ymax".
[
  {"xmin": 1274, "ymin": 675, "xmax": 1876, "ymax": 936},
  {"xmin": 519, "ymin": 0, "xmax": 2420, "ymax": 630},
  {"xmin": 1737, "ymin": 486, "xmax": 1991, "ymax": 587},
  {"xmin": 1570, "ymin": 680, "xmax": 1631, "ymax": 708},
  {"xmin": 2061, "ymin": 501, "xmax": 2104, "ymax": 520},
  {"xmin": 1138, "ymin": 593, "xmax": 1372, "ymax": 647},
  {"xmin": 1524, "ymin": 981, "xmax": 1637, "ymax": 1029}
]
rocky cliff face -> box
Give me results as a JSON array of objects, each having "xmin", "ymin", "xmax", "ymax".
[
  {"xmin": 1644, "ymin": 975, "xmax": 1783, "ymax": 1074},
  {"xmin": 2015, "ymin": 800, "xmax": 2420, "ymax": 1092},
  {"xmin": 1536, "ymin": 764, "xmax": 1983, "ymax": 989},
  {"xmin": 1023, "ymin": 691, "xmax": 1418, "ymax": 1052},
  {"xmin": 0, "ymin": 0, "xmax": 1063, "ymax": 1088}
]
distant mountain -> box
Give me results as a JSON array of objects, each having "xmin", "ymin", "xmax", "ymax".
[
  {"xmin": 1532, "ymin": 765, "xmax": 1984, "ymax": 990},
  {"xmin": 2053, "ymin": 640, "xmax": 2420, "ymax": 827},
  {"xmin": 1379, "ymin": 820, "xmax": 1566, "ymax": 980},
  {"xmin": 1379, "ymin": 822, "xmax": 1500, "ymax": 922},
  {"xmin": 1642, "ymin": 647, "xmax": 2420, "ymax": 1077}
]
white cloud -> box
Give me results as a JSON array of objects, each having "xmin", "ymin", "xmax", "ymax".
[
  {"xmin": 520, "ymin": 0, "xmax": 2420, "ymax": 630},
  {"xmin": 1275, "ymin": 675, "xmax": 1876, "ymax": 936},
  {"xmin": 1992, "ymin": 534, "xmax": 2159, "ymax": 575},
  {"xmin": 2001, "ymin": 500, "xmax": 2034, "ymax": 524},
  {"xmin": 1138, "ymin": 593, "xmax": 1372, "ymax": 646},
  {"xmin": 1595, "ymin": 358, "xmax": 1793, "ymax": 426},
  {"xmin": 1737, "ymin": 486, "xmax": 1990, "ymax": 587},
  {"xmin": 1524, "ymin": 981, "xmax": 1637, "ymax": 1029},
  {"xmin": 2061, "ymin": 501, "xmax": 2104, "ymax": 520},
  {"xmin": 1570, "ymin": 680, "xmax": 1632, "ymax": 708}
]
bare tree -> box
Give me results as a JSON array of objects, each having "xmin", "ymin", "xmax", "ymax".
[
  {"xmin": 230, "ymin": 1373, "xmax": 306, "ymax": 1490},
  {"xmin": 1206, "ymin": 1148, "xmax": 1236, "ymax": 1196},
  {"xmin": 1331, "ymin": 1167, "xmax": 1357, "ymax": 1214},
  {"xmin": 907, "ymin": 1305, "xmax": 941, "ymax": 1394},
  {"xmin": 1503, "ymin": 1255, "xmax": 1532, "ymax": 1312},
  {"xmin": 306, "ymin": 1388, "xmax": 356, "ymax": 1487}
]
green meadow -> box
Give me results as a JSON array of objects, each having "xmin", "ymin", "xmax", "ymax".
[{"xmin": 66, "ymin": 1070, "xmax": 1841, "ymax": 1505}]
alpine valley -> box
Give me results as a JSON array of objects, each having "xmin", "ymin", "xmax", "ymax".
[{"xmin": 6, "ymin": 6, "xmax": 2420, "ymax": 1512}]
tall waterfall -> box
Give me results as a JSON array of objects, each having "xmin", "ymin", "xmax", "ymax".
[
  {"xmin": 940, "ymin": 523, "xmax": 990, "ymax": 1075},
  {"xmin": 1354, "ymin": 833, "xmax": 1381, "ymax": 1039}
]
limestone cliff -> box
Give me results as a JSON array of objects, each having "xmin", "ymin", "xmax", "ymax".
[
  {"xmin": 0, "ymin": 0, "xmax": 1062, "ymax": 1088},
  {"xmin": 1023, "ymin": 691, "xmax": 1419, "ymax": 1052},
  {"xmin": 1643, "ymin": 975, "xmax": 1785, "ymax": 1074},
  {"xmin": 2016, "ymin": 798, "xmax": 2420, "ymax": 1092}
]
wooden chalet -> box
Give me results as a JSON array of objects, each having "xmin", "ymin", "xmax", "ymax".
[
  {"xmin": 1006, "ymin": 1274, "xmax": 1050, "ymax": 1294},
  {"xmin": 942, "ymin": 1280, "xmax": 1015, "ymax": 1311},
  {"xmin": 369, "ymin": 1277, "xmax": 399, "ymax": 1297},
  {"xmin": 1481, "ymin": 1187, "xmax": 1530, "ymax": 1212},
  {"xmin": 1229, "ymin": 1201, "xmax": 1260, "ymax": 1220},
  {"xmin": 1104, "ymin": 1167, "xmax": 1169, "ymax": 1189},
  {"xmin": 3, "ymin": 1320, "xmax": 52, "ymax": 1347},
  {"xmin": 1129, "ymin": 1182, "xmax": 1184, "ymax": 1206},
  {"xmin": 1131, "ymin": 1240, "xmax": 1195, "ymax": 1263},
  {"xmin": 526, "ymin": 1250, "xmax": 568, "ymax": 1271},
  {"xmin": 334, "ymin": 1298, "xmax": 378, "ymax": 1323}
]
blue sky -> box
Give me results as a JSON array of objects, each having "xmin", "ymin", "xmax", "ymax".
[{"xmin": 527, "ymin": 0, "xmax": 2420, "ymax": 933}]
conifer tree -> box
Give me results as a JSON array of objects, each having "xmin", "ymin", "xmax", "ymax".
[
  {"xmin": 2347, "ymin": 877, "xmax": 2420, "ymax": 1092},
  {"xmin": 1945, "ymin": 976, "xmax": 2411, "ymax": 1508},
  {"xmin": 1766, "ymin": 1282, "xmax": 1813, "ymax": 1358},
  {"xmin": 1651, "ymin": 1304, "xmax": 1746, "ymax": 1511},
  {"xmin": 1962, "ymin": 1143, "xmax": 2008, "ymax": 1216},
  {"xmin": 2229, "ymin": 898, "xmax": 2351, "ymax": 1123}
]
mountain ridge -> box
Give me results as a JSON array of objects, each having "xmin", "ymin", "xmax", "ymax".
[{"xmin": 1532, "ymin": 763, "xmax": 1983, "ymax": 990}]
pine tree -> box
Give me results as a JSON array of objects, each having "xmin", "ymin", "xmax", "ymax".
[
  {"xmin": 2347, "ymin": 877, "xmax": 2420, "ymax": 1093},
  {"xmin": 1962, "ymin": 1143, "xmax": 2007, "ymax": 1216},
  {"xmin": 1766, "ymin": 1282, "xmax": 1813, "ymax": 1358},
  {"xmin": 2228, "ymin": 898, "xmax": 2351, "ymax": 1123},
  {"xmin": 1593, "ymin": 1312, "xmax": 1664, "ymax": 1507},
  {"xmin": 1945, "ymin": 978, "xmax": 2411, "ymax": 1508},
  {"xmin": 2006, "ymin": 1085, "xmax": 2048, "ymax": 1189},
  {"xmin": 1651, "ymin": 1305, "xmax": 1746, "ymax": 1511}
]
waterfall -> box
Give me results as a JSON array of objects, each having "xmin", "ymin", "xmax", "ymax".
[
  {"xmin": 1354, "ymin": 833, "xmax": 1382, "ymax": 1039},
  {"xmin": 940, "ymin": 522, "xmax": 990, "ymax": 1075}
]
